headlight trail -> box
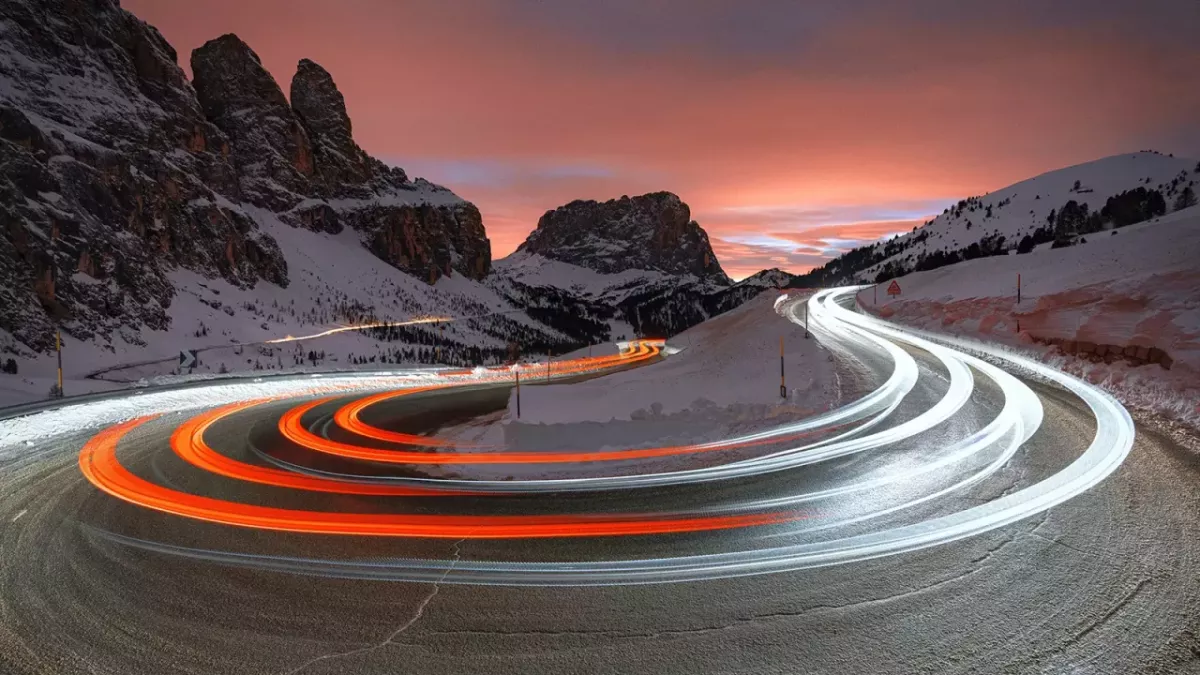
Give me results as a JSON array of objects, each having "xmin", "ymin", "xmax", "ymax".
[
  {"xmin": 35, "ymin": 289, "xmax": 1135, "ymax": 585},
  {"xmin": 262, "ymin": 316, "xmax": 454, "ymax": 344}
]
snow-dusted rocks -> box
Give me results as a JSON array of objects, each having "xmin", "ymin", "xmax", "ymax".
[
  {"xmin": 0, "ymin": 0, "xmax": 495, "ymax": 360},
  {"xmin": 489, "ymin": 195, "xmax": 795, "ymax": 340},
  {"xmin": 520, "ymin": 192, "xmax": 730, "ymax": 284},
  {"xmin": 0, "ymin": 0, "xmax": 287, "ymax": 352},
  {"xmin": 290, "ymin": 58, "xmax": 382, "ymax": 190},
  {"xmin": 190, "ymin": 35, "xmax": 490, "ymax": 283},
  {"xmin": 191, "ymin": 34, "xmax": 315, "ymax": 210}
]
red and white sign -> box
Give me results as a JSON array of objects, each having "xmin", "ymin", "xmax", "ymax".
[{"xmin": 886, "ymin": 280, "xmax": 901, "ymax": 296}]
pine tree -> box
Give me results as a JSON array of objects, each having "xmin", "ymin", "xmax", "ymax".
[{"xmin": 1175, "ymin": 185, "xmax": 1197, "ymax": 211}]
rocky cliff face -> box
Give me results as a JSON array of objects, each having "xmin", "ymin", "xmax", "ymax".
[
  {"xmin": 519, "ymin": 192, "xmax": 730, "ymax": 284},
  {"xmin": 0, "ymin": 0, "xmax": 287, "ymax": 351},
  {"xmin": 290, "ymin": 58, "xmax": 383, "ymax": 191},
  {"xmin": 191, "ymin": 34, "xmax": 314, "ymax": 210},
  {"xmin": 491, "ymin": 193, "xmax": 781, "ymax": 340},
  {"xmin": 0, "ymin": 1, "xmax": 490, "ymax": 353},
  {"xmin": 190, "ymin": 35, "xmax": 490, "ymax": 282}
]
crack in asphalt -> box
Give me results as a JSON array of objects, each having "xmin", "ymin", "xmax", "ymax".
[
  {"xmin": 968, "ymin": 513, "xmax": 1050, "ymax": 565},
  {"xmin": 278, "ymin": 539, "xmax": 466, "ymax": 675},
  {"xmin": 1028, "ymin": 531, "xmax": 1109, "ymax": 559},
  {"xmin": 970, "ymin": 532, "xmax": 1018, "ymax": 565},
  {"xmin": 409, "ymin": 567, "xmax": 985, "ymax": 642},
  {"xmin": 1063, "ymin": 577, "xmax": 1153, "ymax": 648}
]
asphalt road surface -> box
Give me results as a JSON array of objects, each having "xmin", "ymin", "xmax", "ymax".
[{"xmin": 1, "ymin": 292, "xmax": 1198, "ymax": 674}]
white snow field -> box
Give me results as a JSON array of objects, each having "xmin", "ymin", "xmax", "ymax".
[
  {"xmin": 506, "ymin": 291, "xmax": 835, "ymax": 425},
  {"xmin": 863, "ymin": 205, "xmax": 1200, "ymax": 426},
  {"xmin": 852, "ymin": 151, "xmax": 1197, "ymax": 281}
]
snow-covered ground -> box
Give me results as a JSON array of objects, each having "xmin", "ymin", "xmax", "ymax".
[
  {"xmin": 415, "ymin": 291, "xmax": 838, "ymax": 480},
  {"xmin": 491, "ymin": 251, "xmax": 671, "ymax": 303},
  {"xmin": 0, "ymin": 207, "xmax": 573, "ymax": 404},
  {"xmin": 508, "ymin": 292, "xmax": 835, "ymax": 424},
  {"xmin": 862, "ymin": 205, "xmax": 1200, "ymax": 427}
]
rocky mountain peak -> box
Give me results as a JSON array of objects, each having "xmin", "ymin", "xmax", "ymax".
[
  {"xmin": 737, "ymin": 268, "xmax": 795, "ymax": 288},
  {"xmin": 0, "ymin": 1, "xmax": 498, "ymax": 355},
  {"xmin": 290, "ymin": 59, "xmax": 352, "ymax": 153},
  {"xmin": 191, "ymin": 33, "xmax": 315, "ymax": 209},
  {"xmin": 518, "ymin": 191, "xmax": 730, "ymax": 284},
  {"xmin": 0, "ymin": 7, "xmax": 287, "ymax": 351},
  {"xmin": 290, "ymin": 58, "xmax": 400, "ymax": 191}
]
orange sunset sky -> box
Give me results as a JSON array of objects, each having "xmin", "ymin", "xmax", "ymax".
[{"xmin": 124, "ymin": 0, "xmax": 1200, "ymax": 279}]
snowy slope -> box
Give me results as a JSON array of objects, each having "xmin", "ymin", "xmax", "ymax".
[
  {"xmin": 510, "ymin": 292, "xmax": 835, "ymax": 425},
  {"xmin": 800, "ymin": 152, "xmax": 1198, "ymax": 285},
  {"xmin": 863, "ymin": 205, "xmax": 1200, "ymax": 425},
  {"xmin": 0, "ymin": 205, "xmax": 576, "ymax": 391},
  {"xmin": 491, "ymin": 251, "xmax": 673, "ymax": 304}
]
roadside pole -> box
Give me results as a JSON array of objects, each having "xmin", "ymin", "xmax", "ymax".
[
  {"xmin": 777, "ymin": 333, "xmax": 787, "ymax": 396},
  {"xmin": 514, "ymin": 369, "xmax": 521, "ymax": 418},
  {"xmin": 804, "ymin": 301, "xmax": 810, "ymax": 338},
  {"xmin": 55, "ymin": 329, "xmax": 63, "ymax": 397},
  {"xmin": 546, "ymin": 354, "xmax": 551, "ymax": 381},
  {"xmin": 874, "ymin": 285, "xmax": 877, "ymax": 305}
]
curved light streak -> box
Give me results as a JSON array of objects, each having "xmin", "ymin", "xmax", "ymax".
[
  {"xmin": 64, "ymin": 286, "xmax": 1135, "ymax": 585},
  {"xmin": 81, "ymin": 416, "xmax": 801, "ymax": 538}
]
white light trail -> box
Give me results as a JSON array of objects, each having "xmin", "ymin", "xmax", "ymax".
[{"xmin": 13, "ymin": 287, "xmax": 1136, "ymax": 586}]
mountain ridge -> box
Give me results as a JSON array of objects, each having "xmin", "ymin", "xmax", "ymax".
[{"xmin": 790, "ymin": 151, "xmax": 1198, "ymax": 288}]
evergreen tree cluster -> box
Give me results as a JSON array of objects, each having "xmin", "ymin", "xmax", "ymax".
[{"xmin": 1099, "ymin": 188, "xmax": 1167, "ymax": 228}]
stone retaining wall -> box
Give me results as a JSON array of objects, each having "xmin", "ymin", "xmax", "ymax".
[{"xmin": 1033, "ymin": 337, "xmax": 1174, "ymax": 370}]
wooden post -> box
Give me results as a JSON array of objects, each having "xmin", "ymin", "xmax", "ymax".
[
  {"xmin": 779, "ymin": 336, "xmax": 786, "ymax": 398},
  {"xmin": 804, "ymin": 301, "xmax": 809, "ymax": 338},
  {"xmin": 1017, "ymin": 273, "xmax": 1022, "ymax": 304},
  {"xmin": 514, "ymin": 369, "xmax": 521, "ymax": 418},
  {"xmin": 874, "ymin": 285, "xmax": 877, "ymax": 305},
  {"xmin": 55, "ymin": 329, "xmax": 63, "ymax": 397}
]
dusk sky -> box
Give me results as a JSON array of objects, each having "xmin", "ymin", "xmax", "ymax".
[{"xmin": 125, "ymin": 0, "xmax": 1200, "ymax": 279}]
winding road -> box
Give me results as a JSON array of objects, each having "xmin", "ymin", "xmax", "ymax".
[{"xmin": 2, "ymin": 287, "xmax": 1198, "ymax": 674}]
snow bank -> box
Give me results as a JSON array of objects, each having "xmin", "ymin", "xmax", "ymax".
[
  {"xmin": 863, "ymin": 207, "xmax": 1200, "ymax": 426},
  {"xmin": 507, "ymin": 292, "xmax": 837, "ymax": 425}
]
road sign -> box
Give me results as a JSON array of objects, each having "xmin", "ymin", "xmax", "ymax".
[
  {"xmin": 179, "ymin": 350, "xmax": 198, "ymax": 369},
  {"xmin": 887, "ymin": 280, "xmax": 902, "ymax": 297}
]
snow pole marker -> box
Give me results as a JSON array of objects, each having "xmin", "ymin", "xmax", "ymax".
[
  {"xmin": 56, "ymin": 329, "xmax": 63, "ymax": 397},
  {"xmin": 780, "ymin": 336, "xmax": 787, "ymax": 399}
]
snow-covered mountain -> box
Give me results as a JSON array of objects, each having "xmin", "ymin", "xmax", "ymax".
[
  {"xmin": 488, "ymin": 194, "xmax": 796, "ymax": 339},
  {"xmin": 518, "ymin": 192, "xmax": 730, "ymax": 283},
  {"xmin": 0, "ymin": 0, "xmax": 797, "ymax": 391},
  {"xmin": 0, "ymin": 0, "xmax": 577, "ymax": 380},
  {"xmin": 794, "ymin": 151, "xmax": 1199, "ymax": 286}
]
